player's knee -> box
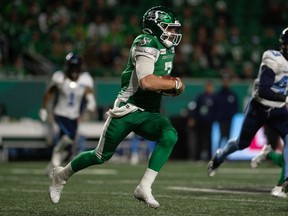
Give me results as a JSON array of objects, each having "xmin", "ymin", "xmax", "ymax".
[
  {"xmin": 91, "ymin": 150, "xmax": 106, "ymax": 164},
  {"xmin": 162, "ymin": 129, "xmax": 178, "ymax": 147},
  {"xmin": 92, "ymin": 150, "xmax": 114, "ymax": 164},
  {"xmin": 62, "ymin": 135, "xmax": 74, "ymax": 145},
  {"xmin": 237, "ymin": 140, "xmax": 249, "ymax": 150}
]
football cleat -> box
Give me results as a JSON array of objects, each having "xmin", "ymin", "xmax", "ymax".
[
  {"xmin": 207, "ymin": 149, "xmax": 222, "ymax": 177},
  {"xmin": 133, "ymin": 185, "xmax": 160, "ymax": 208},
  {"xmin": 271, "ymin": 186, "xmax": 287, "ymax": 198},
  {"xmin": 48, "ymin": 167, "xmax": 66, "ymax": 204},
  {"xmin": 250, "ymin": 144, "xmax": 272, "ymax": 168}
]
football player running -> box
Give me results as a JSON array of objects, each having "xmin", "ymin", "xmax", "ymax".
[
  {"xmin": 47, "ymin": 6, "xmax": 184, "ymax": 209},
  {"xmin": 250, "ymin": 144, "xmax": 287, "ymax": 198},
  {"xmin": 208, "ymin": 27, "xmax": 288, "ymax": 195},
  {"xmin": 40, "ymin": 53, "xmax": 96, "ymax": 178}
]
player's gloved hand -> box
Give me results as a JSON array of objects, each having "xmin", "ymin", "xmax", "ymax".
[
  {"xmin": 174, "ymin": 78, "xmax": 185, "ymax": 96},
  {"xmin": 39, "ymin": 108, "xmax": 48, "ymax": 122},
  {"xmin": 161, "ymin": 76, "xmax": 185, "ymax": 96},
  {"xmin": 87, "ymin": 103, "xmax": 96, "ymax": 113},
  {"xmin": 86, "ymin": 93, "xmax": 96, "ymax": 113}
]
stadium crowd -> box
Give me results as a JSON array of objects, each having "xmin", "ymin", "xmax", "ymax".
[{"xmin": 0, "ymin": 0, "xmax": 287, "ymax": 79}]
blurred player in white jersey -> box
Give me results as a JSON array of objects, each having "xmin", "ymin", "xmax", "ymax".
[
  {"xmin": 208, "ymin": 27, "xmax": 288, "ymax": 195},
  {"xmin": 39, "ymin": 53, "xmax": 96, "ymax": 178}
]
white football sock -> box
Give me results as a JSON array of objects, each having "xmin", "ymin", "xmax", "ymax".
[
  {"xmin": 139, "ymin": 168, "xmax": 158, "ymax": 188},
  {"xmin": 60, "ymin": 163, "xmax": 75, "ymax": 181}
]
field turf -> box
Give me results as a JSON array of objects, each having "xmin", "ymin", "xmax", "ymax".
[{"xmin": 0, "ymin": 160, "xmax": 287, "ymax": 216}]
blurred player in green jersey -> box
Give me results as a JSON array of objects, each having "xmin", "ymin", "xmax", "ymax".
[
  {"xmin": 251, "ymin": 144, "xmax": 287, "ymax": 198},
  {"xmin": 48, "ymin": 6, "xmax": 185, "ymax": 208}
]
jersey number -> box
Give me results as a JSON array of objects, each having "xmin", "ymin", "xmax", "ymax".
[
  {"xmin": 68, "ymin": 93, "xmax": 75, "ymax": 106},
  {"xmin": 165, "ymin": 62, "xmax": 172, "ymax": 75},
  {"xmin": 274, "ymin": 76, "xmax": 288, "ymax": 95}
]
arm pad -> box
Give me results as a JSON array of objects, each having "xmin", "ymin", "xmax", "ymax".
[
  {"xmin": 258, "ymin": 65, "xmax": 286, "ymax": 102},
  {"xmin": 135, "ymin": 56, "xmax": 155, "ymax": 81},
  {"xmin": 39, "ymin": 108, "xmax": 48, "ymax": 122}
]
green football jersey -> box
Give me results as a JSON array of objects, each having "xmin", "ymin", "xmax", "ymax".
[{"xmin": 117, "ymin": 33, "xmax": 176, "ymax": 112}]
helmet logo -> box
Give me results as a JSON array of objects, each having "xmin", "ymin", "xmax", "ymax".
[
  {"xmin": 156, "ymin": 11, "xmax": 171, "ymax": 23},
  {"xmin": 148, "ymin": 10, "xmax": 172, "ymax": 23}
]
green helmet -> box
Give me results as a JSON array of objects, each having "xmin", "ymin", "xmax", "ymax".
[{"xmin": 143, "ymin": 6, "xmax": 182, "ymax": 48}]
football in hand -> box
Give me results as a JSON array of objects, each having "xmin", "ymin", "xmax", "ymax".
[{"xmin": 160, "ymin": 75, "xmax": 177, "ymax": 96}]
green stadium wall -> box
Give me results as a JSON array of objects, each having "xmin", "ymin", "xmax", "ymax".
[{"xmin": 0, "ymin": 79, "xmax": 253, "ymax": 120}]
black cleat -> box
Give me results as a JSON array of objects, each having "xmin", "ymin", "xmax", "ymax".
[{"xmin": 207, "ymin": 149, "xmax": 222, "ymax": 177}]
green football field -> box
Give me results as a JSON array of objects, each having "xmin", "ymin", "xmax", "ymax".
[{"xmin": 0, "ymin": 160, "xmax": 287, "ymax": 216}]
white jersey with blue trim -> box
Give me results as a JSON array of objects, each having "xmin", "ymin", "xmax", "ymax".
[
  {"xmin": 80, "ymin": 71, "xmax": 94, "ymax": 88},
  {"xmin": 50, "ymin": 71, "xmax": 93, "ymax": 119},
  {"xmin": 252, "ymin": 50, "xmax": 288, "ymax": 108}
]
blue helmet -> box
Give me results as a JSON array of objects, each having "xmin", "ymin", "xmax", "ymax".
[
  {"xmin": 279, "ymin": 27, "xmax": 288, "ymax": 59},
  {"xmin": 65, "ymin": 53, "xmax": 82, "ymax": 80}
]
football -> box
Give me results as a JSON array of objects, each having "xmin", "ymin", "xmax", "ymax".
[{"xmin": 160, "ymin": 75, "xmax": 177, "ymax": 96}]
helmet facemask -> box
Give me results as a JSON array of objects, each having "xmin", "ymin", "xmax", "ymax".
[
  {"xmin": 158, "ymin": 21, "xmax": 182, "ymax": 48},
  {"xmin": 280, "ymin": 43, "xmax": 288, "ymax": 60},
  {"xmin": 66, "ymin": 65, "xmax": 81, "ymax": 81}
]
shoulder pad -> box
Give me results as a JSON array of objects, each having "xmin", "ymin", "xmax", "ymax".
[
  {"xmin": 132, "ymin": 34, "xmax": 161, "ymax": 61},
  {"xmin": 262, "ymin": 50, "xmax": 279, "ymax": 72},
  {"xmin": 51, "ymin": 71, "xmax": 64, "ymax": 85},
  {"xmin": 134, "ymin": 34, "xmax": 161, "ymax": 49},
  {"xmin": 79, "ymin": 72, "xmax": 94, "ymax": 88}
]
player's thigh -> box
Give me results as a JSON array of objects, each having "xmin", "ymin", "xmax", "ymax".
[
  {"xmin": 134, "ymin": 112, "xmax": 176, "ymax": 141},
  {"xmin": 269, "ymin": 107, "xmax": 288, "ymax": 139},
  {"xmin": 99, "ymin": 115, "xmax": 134, "ymax": 156},
  {"xmin": 238, "ymin": 102, "xmax": 266, "ymax": 148},
  {"xmin": 54, "ymin": 115, "xmax": 77, "ymax": 139}
]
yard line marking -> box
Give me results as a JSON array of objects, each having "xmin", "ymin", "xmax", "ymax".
[
  {"xmin": 78, "ymin": 169, "xmax": 117, "ymax": 175},
  {"xmin": 10, "ymin": 169, "xmax": 46, "ymax": 175},
  {"xmin": 160, "ymin": 193, "xmax": 280, "ymax": 204},
  {"xmin": 167, "ymin": 186, "xmax": 267, "ymax": 195},
  {"xmin": 219, "ymin": 168, "xmax": 280, "ymax": 174},
  {"xmin": 85, "ymin": 179, "xmax": 138, "ymax": 185},
  {"xmin": 9, "ymin": 168, "xmax": 117, "ymax": 175},
  {"xmin": 0, "ymin": 188, "xmax": 282, "ymax": 204},
  {"xmin": 0, "ymin": 188, "xmax": 45, "ymax": 193},
  {"xmin": 161, "ymin": 168, "xmax": 280, "ymax": 178}
]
